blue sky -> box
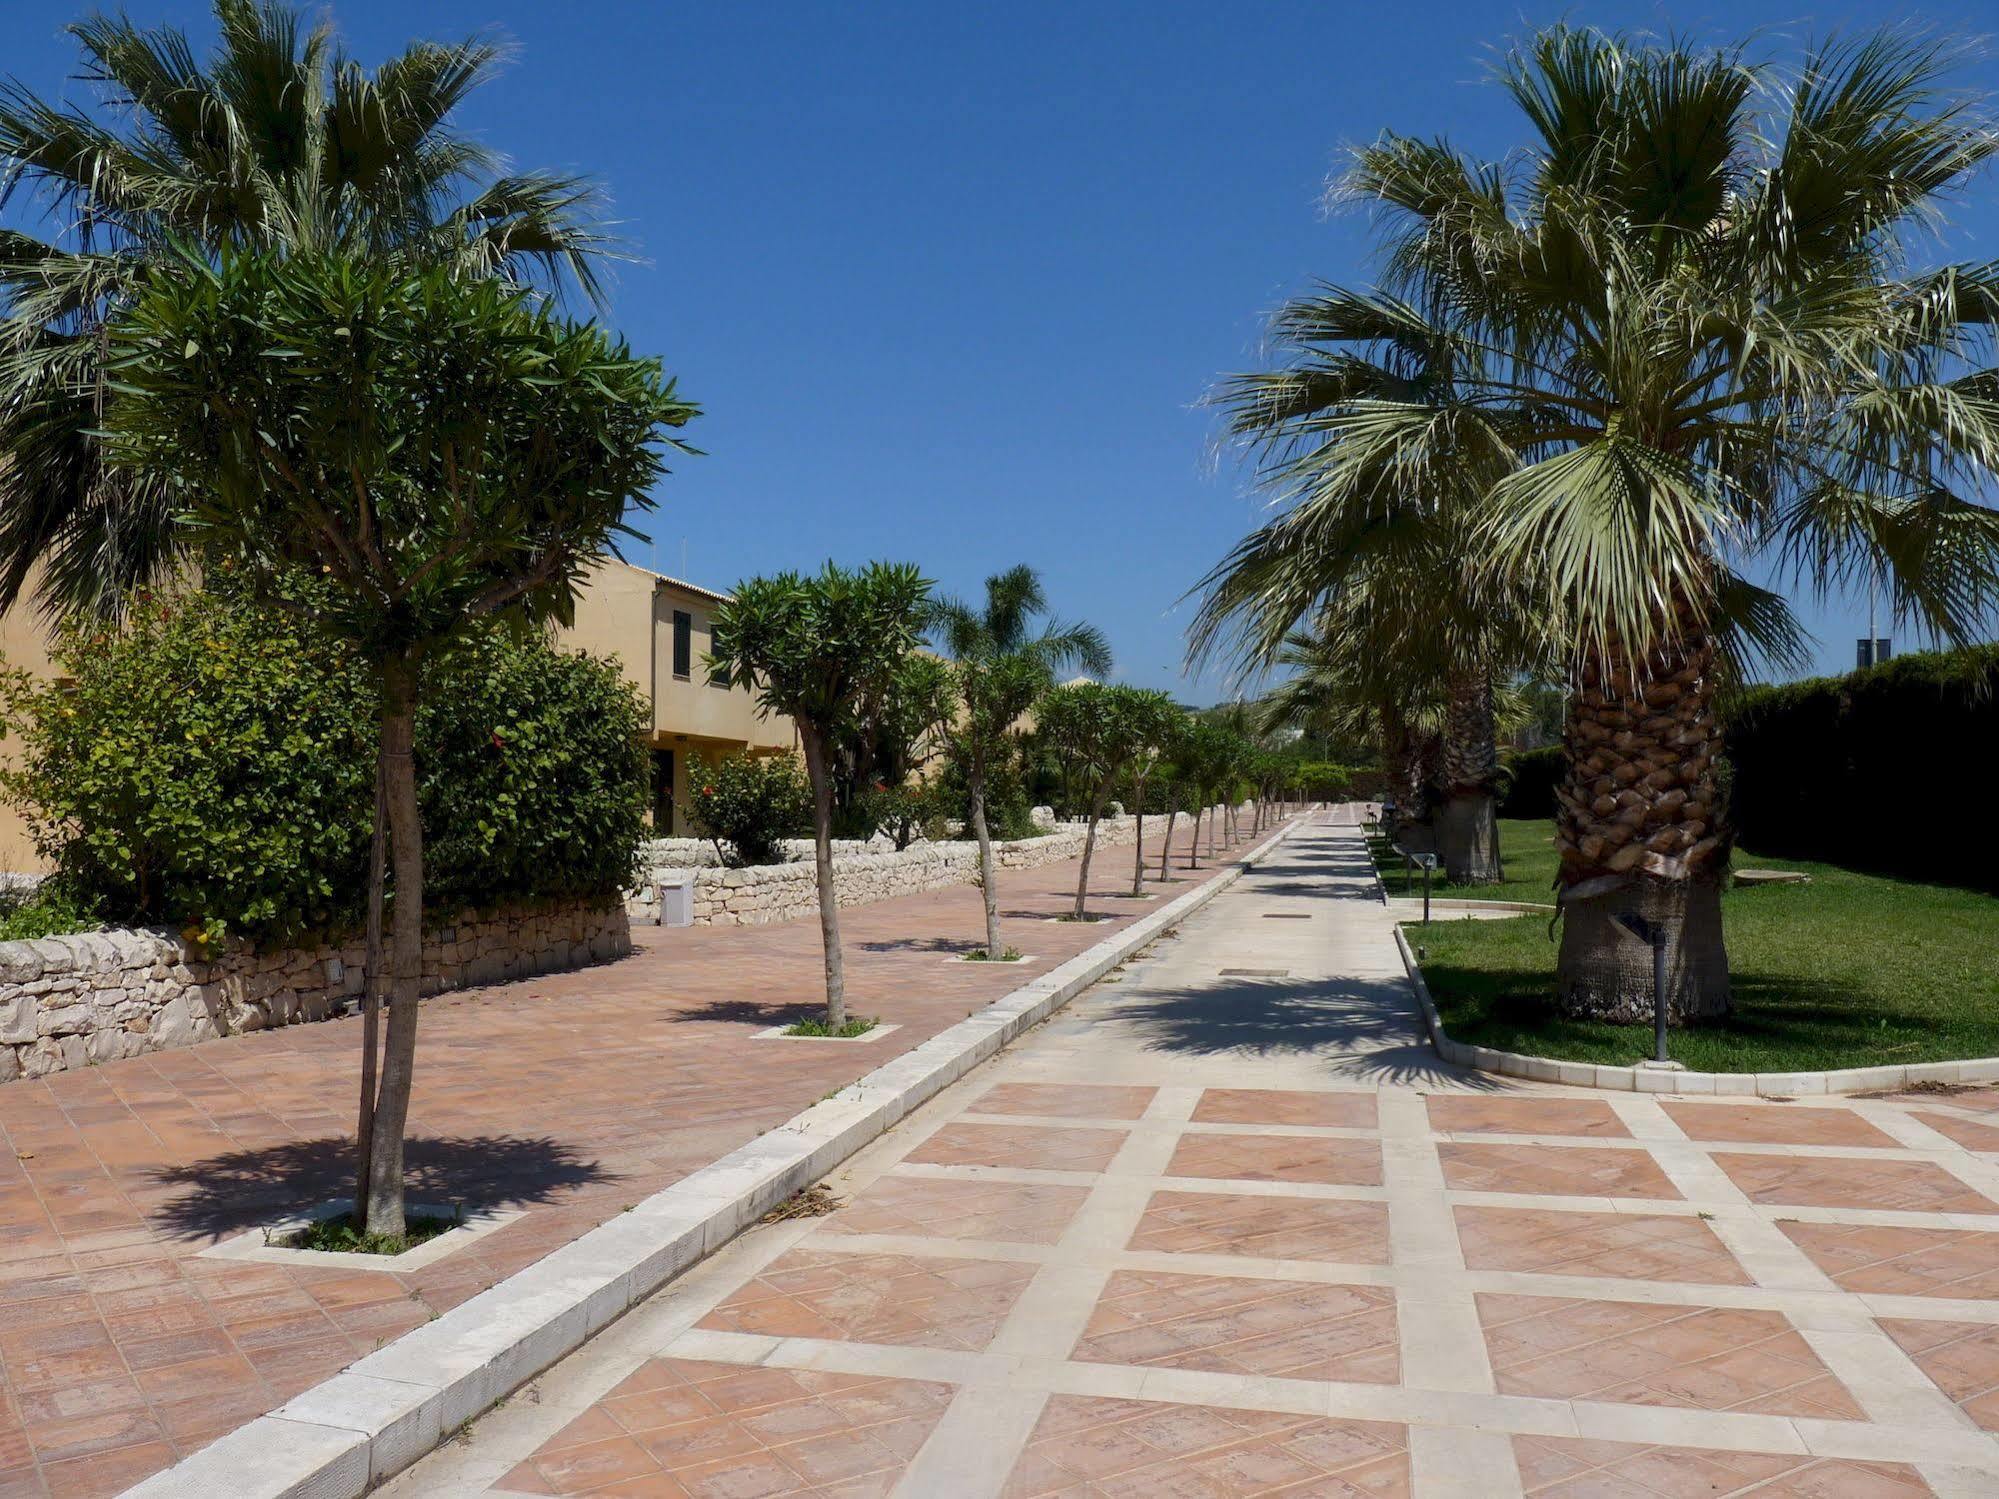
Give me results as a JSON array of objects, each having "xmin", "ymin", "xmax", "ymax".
[{"xmin": 9, "ymin": 1, "xmax": 1999, "ymax": 694}]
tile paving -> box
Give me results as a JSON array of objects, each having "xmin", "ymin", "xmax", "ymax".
[
  {"xmin": 0, "ymin": 821, "xmax": 1240, "ymax": 1498},
  {"xmin": 60, "ymin": 814, "xmax": 1999, "ymax": 1495}
]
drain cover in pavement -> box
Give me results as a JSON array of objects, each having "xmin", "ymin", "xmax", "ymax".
[
  {"xmin": 1220, "ymin": 968, "xmax": 1290, "ymax": 977},
  {"xmin": 1261, "ymin": 913, "xmax": 1311, "ymax": 919}
]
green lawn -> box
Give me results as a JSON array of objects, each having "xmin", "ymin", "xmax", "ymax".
[
  {"xmin": 1396, "ymin": 820, "xmax": 1999, "ymax": 1072},
  {"xmin": 1367, "ymin": 818, "xmax": 1559, "ymax": 905}
]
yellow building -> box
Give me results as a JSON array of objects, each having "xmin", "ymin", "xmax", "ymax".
[
  {"xmin": 0, "ymin": 558, "xmax": 795, "ymax": 868},
  {"xmin": 557, "ymin": 560, "xmax": 797, "ymax": 835}
]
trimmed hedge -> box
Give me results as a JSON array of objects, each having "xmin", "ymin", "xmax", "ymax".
[
  {"xmin": 1725, "ymin": 645, "xmax": 1999, "ymax": 890},
  {"xmin": 0, "ymin": 593, "xmax": 652, "ymax": 944},
  {"xmin": 1499, "ymin": 746, "xmax": 1564, "ymax": 819}
]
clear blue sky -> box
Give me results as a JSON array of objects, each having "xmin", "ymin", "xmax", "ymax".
[{"xmin": 10, "ymin": 1, "xmax": 1999, "ymax": 693}]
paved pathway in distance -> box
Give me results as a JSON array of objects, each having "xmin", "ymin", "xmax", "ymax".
[
  {"xmin": 393, "ymin": 817, "xmax": 1999, "ymax": 1497},
  {"xmin": 0, "ymin": 819, "xmax": 1253, "ymax": 1499}
]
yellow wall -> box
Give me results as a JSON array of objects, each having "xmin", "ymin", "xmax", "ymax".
[{"xmin": 0, "ymin": 581, "xmax": 59, "ymax": 872}]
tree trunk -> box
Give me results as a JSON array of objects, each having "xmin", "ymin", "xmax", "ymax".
[
  {"xmin": 969, "ymin": 766, "xmax": 1002, "ymax": 957},
  {"xmin": 1130, "ymin": 782, "xmax": 1147, "ymax": 897},
  {"xmin": 1554, "ymin": 624, "xmax": 1731, "ymax": 1021},
  {"xmin": 1074, "ymin": 797, "xmax": 1105, "ymax": 918},
  {"xmin": 354, "ymin": 757, "xmax": 387, "ymax": 1216},
  {"xmin": 363, "ymin": 657, "xmax": 424, "ymax": 1237},
  {"xmin": 1160, "ymin": 806, "xmax": 1177, "ymax": 880},
  {"xmin": 799, "ymin": 730, "xmax": 847, "ymax": 1027},
  {"xmin": 1185, "ymin": 806, "xmax": 1202, "ymax": 869},
  {"xmin": 1435, "ymin": 792, "xmax": 1503, "ymax": 884},
  {"xmin": 1435, "ymin": 668, "xmax": 1504, "ymax": 885},
  {"xmin": 1206, "ymin": 799, "xmax": 1218, "ymax": 860}
]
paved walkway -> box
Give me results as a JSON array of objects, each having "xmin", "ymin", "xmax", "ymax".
[
  {"xmin": 0, "ymin": 819, "xmax": 1255, "ymax": 1499},
  {"xmin": 393, "ymin": 818, "xmax": 1999, "ymax": 1497}
]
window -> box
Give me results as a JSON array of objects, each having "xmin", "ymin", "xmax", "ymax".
[{"xmin": 672, "ymin": 610, "xmax": 692, "ymax": 679}]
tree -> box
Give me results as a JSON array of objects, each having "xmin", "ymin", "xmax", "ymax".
[
  {"xmin": 1035, "ymin": 683, "xmax": 1167, "ymax": 918},
  {"xmin": 709, "ymin": 562, "xmax": 932, "ymax": 1025},
  {"xmin": 1256, "ymin": 27, "xmax": 1999, "ymax": 1019},
  {"xmin": 1120, "ymin": 696, "xmax": 1187, "ymax": 896},
  {"xmin": 928, "ymin": 566, "xmax": 1110, "ymax": 956},
  {"xmin": 103, "ymin": 250, "xmax": 693, "ymax": 1236},
  {"xmin": 0, "ymin": 0, "xmax": 611, "ymax": 619}
]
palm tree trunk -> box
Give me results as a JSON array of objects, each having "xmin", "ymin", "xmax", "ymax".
[
  {"xmin": 353, "ymin": 757, "xmax": 387, "ymax": 1215},
  {"xmin": 1435, "ymin": 667, "xmax": 1504, "ymax": 885},
  {"xmin": 1554, "ymin": 626, "xmax": 1730, "ymax": 1022},
  {"xmin": 1160, "ymin": 806, "xmax": 1177, "ymax": 880},
  {"xmin": 969, "ymin": 765, "xmax": 1002, "ymax": 957},
  {"xmin": 363, "ymin": 656, "xmax": 424, "ymax": 1237},
  {"xmin": 799, "ymin": 729, "xmax": 846, "ymax": 1027}
]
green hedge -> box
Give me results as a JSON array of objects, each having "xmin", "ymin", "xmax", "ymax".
[
  {"xmin": 0, "ymin": 594, "xmax": 652, "ymax": 944},
  {"xmin": 1725, "ymin": 645, "xmax": 1999, "ymax": 890}
]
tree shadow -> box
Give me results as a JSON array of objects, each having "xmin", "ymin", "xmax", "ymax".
[
  {"xmin": 668, "ymin": 998, "xmax": 818, "ymax": 1027},
  {"xmin": 857, "ymin": 935, "xmax": 974, "ymax": 955},
  {"xmin": 146, "ymin": 1134, "xmax": 610, "ymax": 1243},
  {"xmin": 1100, "ymin": 973, "xmax": 1501, "ymax": 1091}
]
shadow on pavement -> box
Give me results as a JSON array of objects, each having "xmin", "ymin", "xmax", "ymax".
[{"xmin": 146, "ymin": 1133, "xmax": 610, "ymax": 1242}]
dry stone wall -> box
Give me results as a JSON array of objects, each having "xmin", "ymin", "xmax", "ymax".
[
  {"xmin": 632, "ymin": 808, "xmax": 1252, "ymax": 928},
  {"xmin": 0, "ymin": 898, "xmax": 628, "ymax": 1084}
]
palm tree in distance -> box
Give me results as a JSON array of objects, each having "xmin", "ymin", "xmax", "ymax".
[
  {"xmin": 929, "ymin": 566, "xmax": 1111, "ymax": 959},
  {"xmin": 0, "ymin": 0, "xmax": 614, "ymax": 618},
  {"xmin": 1208, "ymin": 26, "xmax": 1999, "ymax": 1021}
]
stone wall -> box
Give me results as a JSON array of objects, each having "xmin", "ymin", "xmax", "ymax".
[
  {"xmin": 0, "ymin": 898, "xmax": 629, "ymax": 1084},
  {"xmin": 631, "ymin": 808, "xmax": 1252, "ymax": 928}
]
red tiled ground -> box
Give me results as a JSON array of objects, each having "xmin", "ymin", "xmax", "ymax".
[
  {"xmin": 1478, "ymin": 1294, "xmax": 1863, "ymax": 1419},
  {"xmin": 1000, "ymin": 1396, "xmax": 1410, "ymax": 1497},
  {"xmin": 0, "ymin": 822, "xmax": 1242, "ymax": 1497},
  {"xmin": 1436, "ymin": 1141, "xmax": 1680, "ymax": 1200},
  {"xmin": 1071, "ymin": 1270, "xmax": 1400, "ymax": 1383},
  {"xmin": 968, "ymin": 1083, "xmax": 1158, "ymax": 1122},
  {"xmin": 902, "ymin": 1122, "xmax": 1127, "ymax": 1173},
  {"xmin": 1164, "ymin": 1133, "xmax": 1382, "ymax": 1187},
  {"xmin": 818, "ymin": 1176, "xmax": 1088, "ymax": 1246},
  {"xmin": 1455, "ymin": 1205, "xmax": 1750, "ymax": 1286},
  {"xmin": 1425, "ymin": 1095, "xmax": 1629, "ymax": 1138},
  {"xmin": 1127, "ymin": 1192, "xmax": 1391, "ymax": 1264},
  {"xmin": 1512, "ymin": 1434, "xmax": 1930, "ymax": 1496},
  {"xmin": 1878, "ymin": 1317, "xmax": 1999, "ymax": 1430},
  {"xmin": 1661, "ymin": 1101, "xmax": 1899, "ymax": 1148},
  {"xmin": 1189, "ymin": 1089, "xmax": 1377, "ymax": 1129},
  {"xmin": 695, "ymin": 1248, "xmax": 1038, "ymax": 1352},
  {"xmin": 494, "ymin": 1357, "xmax": 955, "ymax": 1497},
  {"xmin": 1712, "ymin": 1153, "xmax": 1999, "ymax": 1214},
  {"xmin": 1912, "ymin": 1110, "xmax": 1999, "ymax": 1153},
  {"xmin": 1782, "ymin": 1221, "xmax": 1999, "ymax": 1300}
]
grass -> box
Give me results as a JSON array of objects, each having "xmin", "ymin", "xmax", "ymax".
[
  {"xmin": 1403, "ymin": 820, "xmax": 1999, "ymax": 1072},
  {"xmin": 283, "ymin": 1210, "xmax": 457, "ymax": 1256},
  {"xmin": 1367, "ymin": 818, "xmax": 1558, "ymax": 905},
  {"xmin": 964, "ymin": 946, "xmax": 1025, "ymax": 962},
  {"xmin": 783, "ymin": 1014, "xmax": 879, "ymax": 1038}
]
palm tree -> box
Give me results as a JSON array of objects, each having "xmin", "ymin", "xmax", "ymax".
[
  {"xmin": 929, "ymin": 566, "xmax": 1110, "ymax": 957},
  {"xmin": 1225, "ymin": 27, "xmax": 1999, "ymax": 1019},
  {"xmin": 0, "ymin": 0, "xmax": 612, "ymax": 618}
]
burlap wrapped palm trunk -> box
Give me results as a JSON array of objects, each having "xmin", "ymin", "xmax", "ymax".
[
  {"xmin": 1554, "ymin": 631, "xmax": 1731, "ymax": 1022},
  {"xmin": 1435, "ymin": 670, "xmax": 1502, "ymax": 885}
]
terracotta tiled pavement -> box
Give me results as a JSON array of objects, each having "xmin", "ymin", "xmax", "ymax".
[
  {"xmin": 149, "ymin": 818, "xmax": 1999, "ymax": 1494},
  {"xmin": 384, "ymin": 816, "xmax": 1999, "ymax": 1496},
  {"xmin": 0, "ymin": 821, "xmax": 1248, "ymax": 1498}
]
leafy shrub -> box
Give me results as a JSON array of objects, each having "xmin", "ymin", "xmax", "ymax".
[
  {"xmin": 687, "ymin": 753, "xmax": 811, "ymax": 865},
  {"xmin": 844, "ymin": 780, "xmax": 948, "ymax": 849},
  {"xmin": 0, "ymin": 593, "xmax": 654, "ymax": 944},
  {"xmin": 0, "ymin": 885, "xmax": 95, "ymax": 941}
]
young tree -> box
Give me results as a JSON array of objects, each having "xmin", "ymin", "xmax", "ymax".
[
  {"xmin": 104, "ymin": 251, "xmax": 693, "ymax": 1235},
  {"xmin": 928, "ymin": 567, "xmax": 1110, "ymax": 957},
  {"xmin": 1036, "ymin": 683, "xmax": 1166, "ymax": 918},
  {"xmin": 708, "ymin": 563, "xmax": 932, "ymax": 1025},
  {"xmin": 1123, "ymin": 699, "xmax": 1187, "ymax": 896}
]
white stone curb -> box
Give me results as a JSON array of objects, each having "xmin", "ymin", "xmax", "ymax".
[
  {"xmin": 121, "ymin": 819, "xmax": 1307, "ymax": 1498},
  {"xmin": 1384, "ymin": 896, "xmax": 1557, "ymax": 917},
  {"xmin": 1392, "ymin": 918, "xmax": 1999, "ymax": 1098}
]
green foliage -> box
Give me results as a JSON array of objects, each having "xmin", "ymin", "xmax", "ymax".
[
  {"xmin": 1497, "ymin": 746, "xmax": 1564, "ymax": 820},
  {"xmin": 286, "ymin": 1211, "xmax": 458, "ymax": 1256},
  {"xmin": 844, "ymin": 780, "xmax": 949, "ymax": 850},
  {"xmin": 783, "ymin": 1014, "xmax": 879, "ymax": 1038},
  {"xmin": 687, "ymin": 754, "xmax": 812, "ymax": 867},
  {"xmin": 0, "ymin": 886, "xmax": 95, "ymax": 941},
  {"xmin": 1294, "ymin": 760, "xmax": 1359, "ymax": 802},
  {"xmin": 1726, "ymin": 646, "xmax": 1999, "ymax": 890},
  {"xmin": 415, "ymin": 632, "xmax": 653, "ymax": 911},
  {"xmin": 1035, "ymin": 683, "xmax": 1177, "ymax": 819},
  {"xmin": 0, "ymin": 595, "xmax": 374, "ymax": 945},
  {"xmin": 0, "ymin": 594, "xmax": 654, "ymax": 943}
]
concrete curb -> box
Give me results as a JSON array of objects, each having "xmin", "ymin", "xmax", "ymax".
[
  {"xmin": 1384, "ymin": 896, "xmax": 1557, "ymax": 917},
  {"xmin": 1392, "ymin": 924, "xmax": 1999, "ymax": 1099},
  {"xmin": 123, "ymin": 819, "xmax": 1307, "ymax": 1498}
]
